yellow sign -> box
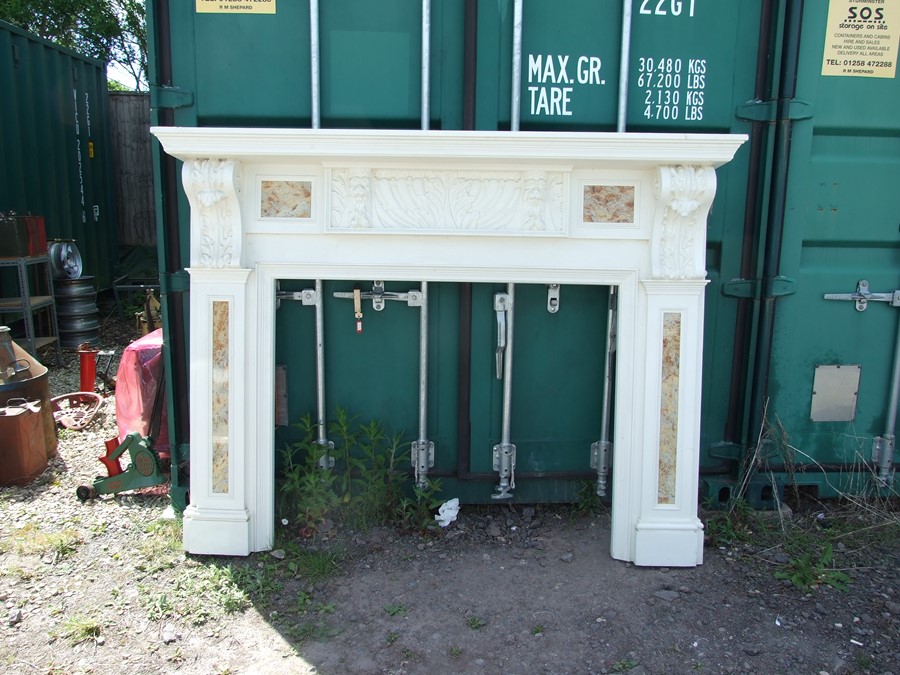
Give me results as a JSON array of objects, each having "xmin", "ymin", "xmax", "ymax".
[
  {"xmin": 822, "ymin": 0, "xmax": 898, "ymax": 78},
  {"xmin": 196, "ymin": 0, "xmax": 276, "ymax": 14}
]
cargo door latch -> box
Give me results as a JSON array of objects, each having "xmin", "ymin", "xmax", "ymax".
[{"xmin": 824, "ymin": 279, "xmax": 900, "ymax": 312}]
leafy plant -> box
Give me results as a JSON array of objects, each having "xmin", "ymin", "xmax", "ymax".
[
  {"xmin": 612, "ymin": 659, "xmax": 639, "ymax": 672},
  {"xmin": 774, "ymin": 543, "xmax": 850, "ymax": 591},
  {"xmin": 58, "ymin": 614, "xmax": 101, "ymax": 645},
  {"xmin": 384, "ymin": 603, "xmax": 407, "ymax": 617},
  {"xmin": 386, "ymin": 631, "xmax": 400, "ymax": 645},
  {"xmin": 448, "ymin": 646, "xmax": 463, "ymax": 659},
  {"xmin": 466, "ymin": 616, "xmax": 487, "ymax": 630},
  {"xmin": 279, "ymin": 415, "xmax": 341, "ymax": 531},
  {"xmin": 397, "ymin": 477, "xmax": 444, "ymax": 532},
  {"xmin": 531, "ymin": 624, "xmax": 544, "ymax": 635}
]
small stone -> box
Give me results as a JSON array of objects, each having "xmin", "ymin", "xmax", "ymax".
[
  {"xmin": 560, "ymin": 552, "xmax": 574, "ymax": 563},
  {"xmin": 885, "ymin": 601, "xmax": 900, "ymax": 615},
  {"xmin": 522, "ymin": 507, "xmax": 536, "ymax": 519},
  {"xmin": 653, "ymin": 590, "xmax": 679, "ymax": 602},
  {"xmin": 774, "ymin": 551, "xmax": 791, "ymax": 564},
  {"xmin": 8, "ymin": 608, "xmax": 22, "ymax": 626},
  {"xmin": 742, "ymin": 644, "xmax": 761, "ymax": 656},
  {"xmin": 161, "ymin": 623, "xmax": 179, "ymax": 644},
  {"xmin": 270, "ymin": 549, "xmax": 286, "ymax": 560}
]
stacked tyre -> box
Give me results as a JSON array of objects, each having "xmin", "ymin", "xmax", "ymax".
[{"xmin": 49, "ymin": 241, "xmax": 99, "ymax": 348}]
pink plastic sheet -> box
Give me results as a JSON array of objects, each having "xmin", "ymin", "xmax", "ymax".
[{"xmin": 115, "ymin": 329, "xmax": 170, "ymax": 454}]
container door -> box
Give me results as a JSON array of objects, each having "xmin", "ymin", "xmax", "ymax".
[{"xmin": 759, "ymin": 1, "xmax": 900, "ymax": 495}]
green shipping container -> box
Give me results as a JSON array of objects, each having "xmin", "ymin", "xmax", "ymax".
[
  {"xmin": 0, "ymin": 20, "xmax": 118, "ymax": 289},
  {"xmin": 148, "ymin": 0, "xmax": 899, "ymax": 518}
]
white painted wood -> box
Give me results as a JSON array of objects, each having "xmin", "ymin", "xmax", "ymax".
[{"xmin": 154, "ymin": 128, "xmax": 746, "ymax": 566}]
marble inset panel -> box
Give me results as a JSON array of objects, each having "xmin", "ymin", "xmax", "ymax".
[
  {"xmin": 583, "ymin": 185, "xmax": 634, "ymax": 224},
  {"xmin": 211, "ymin": 300, "xmax": 230, "ymax": 494},
  {"xmin": 657, "ymin": 312, "xmax": 682, "ymax": 504},
  {"xmin": 261, "ymin": 180, "xmax": 312, "ymax": 218}
]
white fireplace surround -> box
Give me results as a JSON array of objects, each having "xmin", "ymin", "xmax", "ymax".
[{"xmin": 152, "ymin": 127, "xmax": 745, "ymax": 566}]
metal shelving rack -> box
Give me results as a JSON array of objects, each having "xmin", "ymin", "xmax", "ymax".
[{"xmin": 0, "ymin": 256, "xmax": 62, "ymax": 365}]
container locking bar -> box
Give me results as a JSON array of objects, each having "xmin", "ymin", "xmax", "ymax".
[
  {"xmin": 824, "ymin": 280, "xmax": 900, "ymax": 312},
  {"xmin": 333, "ymin": 281, "xmax": 423, "ymax": 311},
  {"xmin": 824, "ymin": 279, "xmax": 900, "ymax": 487},
  {"xmin": 276, "ymin": 281, "xmax": 334, "ymax": 468},
  {"xmin": 492, "ymin": 286, "xmax": 517, "ymax": 499}
]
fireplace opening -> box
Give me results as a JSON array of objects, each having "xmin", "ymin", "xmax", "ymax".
[{"xmin": 272, "ymin": 279, "xmax": 616, "ymax": 514}]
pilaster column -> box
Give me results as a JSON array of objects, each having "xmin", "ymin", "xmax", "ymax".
[
  {"xmin": 180, "ymin": 158, "xmax": 253, "ymax": 555},
  {"xmin": 633, "ymin": 165, "xmax": 716, "ymax": 566}
]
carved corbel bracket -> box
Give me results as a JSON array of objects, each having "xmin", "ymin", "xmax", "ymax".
[
  {"xmin": 651, "ymin": 165, "xmax": 717, "ymax": 280},
  {"xmin": 182, "ymin": 159, "xmax": 243, "ymax": 269}
]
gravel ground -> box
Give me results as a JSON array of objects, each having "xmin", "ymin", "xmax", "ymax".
[{"xmin": 1, "ymin": 305, "xmax": 899, "ymax": 674}]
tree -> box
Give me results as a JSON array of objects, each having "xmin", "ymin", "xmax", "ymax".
[{"xmin": 0, "ymin": 0, "xmax": 147, "ymax": 90}]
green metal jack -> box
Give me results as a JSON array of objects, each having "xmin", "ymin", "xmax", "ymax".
[{"xmin": 76, "ymin": 432, "xmax": 166, "ymax": 501}]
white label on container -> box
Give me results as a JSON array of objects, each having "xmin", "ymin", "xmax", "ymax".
[
  {"xmin": 822, "ymin": 0, "xmax": 898, "ymax": 78},
  {"xmin": 196, "ymin": 0, "xmax": 275, "ymax": 14}
]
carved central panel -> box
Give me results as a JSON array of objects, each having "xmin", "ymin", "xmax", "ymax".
[{"xmin": 329, "ymin": 168, "xmax": 566, "ymax": 234}]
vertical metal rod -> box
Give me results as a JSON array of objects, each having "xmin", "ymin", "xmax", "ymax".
[
  {"xmin": 616, "ymin": 0, "xmax": 633, "ymax": 133},
  {"xmin": 595, "ymin": 286, "xmax": 617, "ymax": 496},
  {"xmin": 421, "ymin": 0, "xmax": 431, "ymax": 131},
  {"xmin": 885, "ymin": 312, "xmax": 900, "ymax": 439},
  {"xmin": 315, "ymin": 279, "xmax": 327, "ymax": 446},
  {"xmin": 310, "ymin": 0, "xmax": 321, "ymax": 129},
  {"xmin": 418, "ymin": 281, "xmax": 429, "ymax": 441},
  {"xmin": 510, "ymin": 0, "xmax": 523, "ymax": 131},
  {"xmin": 501, "ymin": 283, "xmax": 515, "ymax": 445}
]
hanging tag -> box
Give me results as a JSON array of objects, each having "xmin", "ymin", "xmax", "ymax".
[{"xmin": 353, "ymin": 289, "xmax": 363, "ymax": 333}]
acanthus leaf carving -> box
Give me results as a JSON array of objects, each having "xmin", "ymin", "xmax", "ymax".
[
  {"xmin": 183, "ymin": 159, "xmax": 243, "ymax": 268},
  {"xmin": 651, "ymin": 165, "xmax": 716, "ymax": 280},
  {"xmin": 329, "ymin": 168, "xmax": 565, "ymax": 233}
]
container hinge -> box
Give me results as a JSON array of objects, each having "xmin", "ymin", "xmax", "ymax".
[
  {"xmin": 708, "ymin": 441, "xmax": 742, "ymax": 461},
  {"xmin": 546, "ymin": 284, "xmax": 560, "ymax": 313},
  {"xmin": 721, "ymin": 276, "xmax": 796, "ymax": 299},
  {"xmin": 160, "ymin": 270, "xmax": 190, "ymax": 294},
  {"xmin": 872, "ymin": 435, "xmax": 895, "ymax": 487},
  {"xmin": 150, "ymin": 85, "xmax": 194, "ymax": 110},
  {"xmin": 735, "ymin": 98, "xmax": 813, "ymax": 122}
]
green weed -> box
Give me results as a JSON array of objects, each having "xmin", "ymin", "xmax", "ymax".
[
  {"xmin": 775, "ymin": 543, "xmax": 850, "ymax": 591},
  {"xmin": 384, "ymin": 603, "xmax": 406, "ymax": 617},
  {"xmin": 466, "ymin": 616, "xmax": 486, "ymax": 630},
  {"xmin": 58, "ymin": 614, "xmax": 101, "ymax": 645}
]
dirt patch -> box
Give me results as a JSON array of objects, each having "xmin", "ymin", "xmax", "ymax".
[{"xmin": 1, "ymin": 310, "xmax": 898, "ymax": 674}]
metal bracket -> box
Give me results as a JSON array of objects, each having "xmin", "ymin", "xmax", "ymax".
[
  {"xmin": 276, "ymin": 288, "xmax": 318, "ymax": 305},
  {"xmin": 590, "ymin": 440, "xmax": 611, "ymax": 497},
  {"xmin": 334, "ymin": 281, "xmax": 423, "ymax": 311},
  {"xmin": 872, "ymin": 435, "xmax": 895, "ymax": 487},
  {"xmin": 317, "ymin": 439, "xmax": 335, "ymax": 470},
  {"xmin": 494, "ymin": 292, "xmax": 510, "ymax": 380},
  {"xmin": 491, "ymin": 442, "xmax": 516, "ymax": 499},
  {"xmin": 149, "ymin": 85, "xmax": 194, "ymax": 110},
  {"xmin": 824, "ymin": 280, "xmax": 900, "ymax": 312},
  {"xmin": 721, "ymin": 276, "xmax": 797, "ymax": 299},
  {"xmin": 411, "ymin": 439, "xmax": 435, "ymax": 487},
  {"xmin": 547, "ymin": 284, "xmax": 560, "ymax": 313},
  {"xmin": 735, "ymin": 98, "xmax": 813, "ymax": 122}
]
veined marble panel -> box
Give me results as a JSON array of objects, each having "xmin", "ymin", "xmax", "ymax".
[
  {"xmin": 583, "ymin": 185, "xmax": 635, "ymax": 224},
  {"xmin": 658, "ymin": 312, "xmax": 682, "ymax": 504},
  {"xmin": 212, "ymin": 300, "xmax": 230, "ymax": 494},
  {"xmin": 261, "ymin": 180, "xmax": 312, "ymax": 218},
  {"xmin": 329, "ymin": 168, "xmax": 565, "ymax": 233}
]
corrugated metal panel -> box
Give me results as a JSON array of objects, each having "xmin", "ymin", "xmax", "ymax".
[
  {"xmin": 109, "ymin": 93, "xmax": 155, "ymax": 247},
  {"xmin": 0, "ymin": 20, "xmax": 118, "ymax": 289}
]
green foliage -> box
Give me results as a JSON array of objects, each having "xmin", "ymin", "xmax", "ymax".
[
  {"xmin": 57, "ymin": 614, "xmax": 101, "ymax": 645},
  {"xmin": 531, "ymin": 624, "xmax": 544, "ymax": 635},
  {"xmin": 383, "ymin": 603, "xmax": 406, "ymax": 617},
  {"xmin": 774, "ymin": 543, "xmax": 851, "ymax": 591},
  {"xmin": 285, "ymin": 547, "xmax": 342, "ymax": 584},
  {"xmin": 448, "ymin": 646, "xmax": 463, "ymax": 659},
  {"xmin": 702, "ymin": 499, "xmax": 756, "ymax": 547},
  {"xmin": 386, "ymin": 631, "xmax": 400, "ymax": 645},
  {"xmin": 465, "ymin": 616, "xmax": 486, "ymax": 630},
  {"xmin": 611, "ymin": 659, "xmax": 639, "ymax": 672},
  {"xmin": 396, "ymin": 478, "xmax": 444, "ymax": 532},
  {"xmin": 0, "ymin": 0, "xmax": 147, "ymax": 89},
  {"xmin": 278, "ymin": 408, "xmax": 443, "ymax": 534}
]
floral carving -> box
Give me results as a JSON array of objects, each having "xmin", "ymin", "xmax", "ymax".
[
  {"xmin": 329, "ymin": 168, "xmax": 565, "ymax": 233},
  {"xmin": 183, "ymin": 159, "xmax": 242, "ymax": 268},
  {"xmin": 652, "ymin": 166, "xmax": 716, "ymax": 279}
]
